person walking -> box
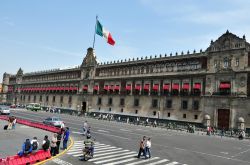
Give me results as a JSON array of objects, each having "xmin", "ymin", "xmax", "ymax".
[
  {"xmin": 145, "ymin": 138, "xmax": 151, "ymax": 158},
  {"xmin": 137, "ymin": 136, "xmax": 147, "ymax": 159},
  {"xmin": 12, "ymin": 117, "xmax": 17, "ymax": 129},
  {"xmin": 63, "ymin": 127, "xmax": 70, "ymax": 150},
  {"xmin": 56, "ymin": 131, "xmax": 62, "ymax": 154},
  {"xmin": 50, "ymin": 133, "xmax": 58, "ymax": 156}
]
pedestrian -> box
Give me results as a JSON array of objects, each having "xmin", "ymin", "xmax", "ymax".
[
  {"xmin": 7, "ymin": 116, "xmax": 14, "ymax": 130},
  {"xmin": 137, "ymin": 136, "xmax": 147, "ymax": 159},
  {"xmin": 127, "ymin": 117, "xmax": 129, "ymax": 124},
  {"xmin": 146, "ymin": 118, "xmax": 149, "ymax": 126},
  {"xmin": 18, "ymin": 139, "xmax": 32, "ymax": 156},
  {"xmin": 83, "ymin": 121, "xmax": 88, "ymax": 135},
  {"xmin": 153, "ymin": 120, "xmax": 157, "ymax": 127},
  {"xmin": 145, "ymin": 138, "xmax": 151, "ymax": 158},
  {"xmin": 42, "ymin": 135, "xmax": 50, "ymax": 151},
  {"xmin": 31, "ymin": 137, "xmax": 39, "ymax": 152},
  {"xmin": 12, "ymin": 117, "xmax": 17, "ymax": 129},
  {"xmin": 58, "ymin": 109, "xmax": 61, "ymax": 114},
  {"xmin": 50, "ymin": 133, "xmax": 58, "ymax": 156},
  {"xmin": 56, "ymin": 131, "xmax": 62, "ymax": 154},
  {"xmin": 63, "ymin": 127, "xmax": 70, "ymax": 150},
  {"xmin": 221, "ymin": 127, "xmax": 225, "ymax": 138}
]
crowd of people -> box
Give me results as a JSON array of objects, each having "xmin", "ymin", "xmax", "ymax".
[{"xmin": 17, "ymin": 127, "xmax": 70, "ymax": 157}]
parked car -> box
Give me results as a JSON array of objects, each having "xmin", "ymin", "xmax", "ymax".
[
  {"xmin": 0, "ymin": 106, "xmax": 10, "ymax": 115},
  {"xmin": 10, "ymin": 104, "xmax": 16, "ymax": 108},
  {"xmin": 43, "ymin": 117, "xmax": 64, "ymax": 127},
  {"xmin": 26, "ymin": 103, "xmax": 41, "ymax": 111}
]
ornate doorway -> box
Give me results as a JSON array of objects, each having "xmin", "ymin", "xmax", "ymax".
[{"xmin": 217, "ymin": 109, "xmax": 230, "ymax": 130}]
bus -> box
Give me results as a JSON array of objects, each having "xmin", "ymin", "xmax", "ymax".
[{"xmin": 26, "ymin": 103, "xmax": 42, "ymax": 111}]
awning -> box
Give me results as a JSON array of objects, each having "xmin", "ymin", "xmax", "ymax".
[
  {"xmin": 73, "ymin": 87, "xmax": 78, "ymax": 91},
  {"xmin": 144, "ymin": 84, "xmax": 150, "ymax": 91},
  {"xmin": 104, "ymin": 85, "xmax": 109, "ymax": 90},
  {"xmin": 172, "ymin": 83, "xmax": 179, "ymax": 90},
  {"xmin": 83, "ymin": 85, "xmax": 88, "ymax": 90},
  {"xmin": 93, "ymin": 85, "xmax": 99, "ymax": 90},
  {"xmin": 135, "ymin": 84, "xmax": 141, "ymax": 90},
  {"xmin": 153, "ymin": 84, "xmax": 159, "ymax": 91},
  {"xmin": 182, "ymin": 83, "xmax": 189, "ymax": 90},
  {"xmin": 114, "ymin": 85, "xmax": 120, "ymax": 90},
  {"xmin": 219, "ymin": 83, "xmax": 231, "ymax": 89},
  {"xmin": 126, "ymin": 85, "xmax": 132, "ymax": 90},
  {"xmin": 193, "ymin": 83, "xmax": 201, "ymax": 90},
  {"xmin": 64, "ymin": 87, "xmax": 70, "ymax": 91},
  {"xmin": 163, "ymin": 84, "xmax": 170, "ymax": 90}
]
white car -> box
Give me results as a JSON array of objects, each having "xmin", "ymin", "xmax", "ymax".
[{"xmin": 0, "ymin": 106, "xmax": 10, "ymax": 115}]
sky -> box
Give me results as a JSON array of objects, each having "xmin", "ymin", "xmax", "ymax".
[{"xmin": 1, "ymin": 0, "xmax": 250, "ymax": 82}]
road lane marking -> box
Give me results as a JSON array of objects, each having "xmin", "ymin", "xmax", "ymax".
[
  {"xmin": 89, "ymin": 152, "xmax": 136, "ymax": 162},
  {"xmin": 231, "ymin": 148, "xmax": 250, "ymax": 158},
  {"xmin": 146, "ymin": 159, "xmax": 170, "ymax": 165},
  {"xmin": 165, "ymin": 162, "xmax": 179, "ymax": 165},
  {"xmin": 103, "ymin": 157, "xmax": 138, "ymax": 165},
  {"xmin": 97, "ymin": 129, "xmax": 110, "ymax": 133},
  {"xmin": 94, "ymin": 154, "xmax": 137, "ymax": 164},
  {"xmin": 52, "ymin": 158, "xmax": 73, "ymax": 165},
  {"xmin": 120, "ymin": 128, "xmax": 132, "ymax": 132},
  {"xmin": 125, "ymin": 157, "xmax": 160, "ymax": 165}
]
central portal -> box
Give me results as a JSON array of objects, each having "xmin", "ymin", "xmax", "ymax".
[
  {"xmin": 217, "ymin": 109, "xmax": 230, "ymax": 130},
  {"xmin": 82, "ymin": 101, "xmax": 87, "ymax": 113}
]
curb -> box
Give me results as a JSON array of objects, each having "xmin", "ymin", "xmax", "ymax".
[{"xmin": 34, "ymin": 136, "xmax": 74, "ymax": 165}]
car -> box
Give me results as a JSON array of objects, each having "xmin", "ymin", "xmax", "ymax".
[
  {"xmin": 26, "ymin": 103, "xmax": 41, "ymax": 111},
  {"xmin": 0, "ymin": 106, "xmax": 10, "ymax": 115},
  {"xmin": 10, "ymin": 104, "xmax": 16, "ymax": 108},
  {"xmin": 43, "ymin": 117, "xmax": 64, "ymax": 127}
]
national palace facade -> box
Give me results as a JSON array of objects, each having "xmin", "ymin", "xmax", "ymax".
[{"xmin": 2, "ymin": 31, "xmax": 250, "ymax": 129}]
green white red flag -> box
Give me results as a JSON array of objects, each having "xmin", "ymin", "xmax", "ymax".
[{"xmin": 96, "ymin": 20, "xmax": 115, "ymax": 46}]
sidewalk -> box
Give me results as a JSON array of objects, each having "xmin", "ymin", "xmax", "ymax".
[{"xmin": 0, "ymin": 119, "xmax": 54, "ymax": 158}]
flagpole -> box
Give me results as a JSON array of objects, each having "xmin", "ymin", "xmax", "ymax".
[{"xmin": 93, "ymin": 15, "xmax": 98, "ymax": 49}]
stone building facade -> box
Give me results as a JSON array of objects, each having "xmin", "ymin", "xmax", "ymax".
[{"xmin": 2, "ymin": 31, "xmax": 250, "ymax": 129}]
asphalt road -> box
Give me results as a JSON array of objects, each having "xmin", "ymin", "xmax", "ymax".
[{"xmin": 11, "ymin": 109, "xmax": 250, "ymax": 165}]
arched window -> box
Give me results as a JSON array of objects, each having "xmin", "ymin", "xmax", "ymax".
[{"xmin": 223, "ymin": 57, "xmax": 229, "ymax": 68}]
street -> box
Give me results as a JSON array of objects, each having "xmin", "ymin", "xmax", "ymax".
[{"xmin": 11, "ymin": 109, "xmax": 250, "ymax": 165}]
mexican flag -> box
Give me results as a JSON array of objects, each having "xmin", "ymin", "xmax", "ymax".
[{"xmin": 96, "ymin": 20, "xmax": 115, "ymax": 46}]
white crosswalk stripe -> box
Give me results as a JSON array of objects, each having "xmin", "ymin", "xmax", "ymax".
[{"xmin": 67, "ymin": 141, "xmax": 187, "ymax": 165}]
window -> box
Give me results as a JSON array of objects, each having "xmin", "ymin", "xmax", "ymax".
[
  {"xmin": 182, "ymin": 100, "xmax": 188, "ymax": 109},
  {"xmin": 121, "ymin": 108, "xmax": 123, "ymax": 113},
  {"xmin": 109, "ymin": 108, "xmax": 111, "ymax": 111},
  {"xmin": 39, "ymin": 95, "xmax": 42, "ymax": 102},
  {"xmin": 98, "ymin": 107, "xmax": 101, "ymax": 110},
  {"xmin": 34, "ymin": 95, "xmax": 36, "ymax": 102},
  {"xmin": 168, "ymin": 113, "xmax": 171, "ymax": 117},
  {"xmin": 214, "ymin": 60, "xmax": 217, "ymax": 67},
  {"xmin": 53, "ymin": 96, "xmax": 56, "ymax": 102},
  {"xmin": 183, "ymin": 114, "xmax": 186, "ymax": 118},
  {"xmin": 224, "ymin": 57, "xmax": 229, "ymax": 68},
  {"xmin": 97, "ymin": 97, "xmax": 102, "ymax": 105},
  {"xmin": 24, "ymin": 96, "xmax": 26, "ymax": 101},
  {"xmin": 153, "ymin": 111, "xmax": 157, "ymax": 116},
  {"xmin": 120, "ymin": 98, "xmax": 125, "ymax": 106},
  {"xmin": 134, "ymin": 98, "xmax": 139, "ymax": 106},
  {"xmin": 194, "ymin": 115, "xmax": 198, "ymax": 120},
  {"xmin": 60, "ymin": 96, "xmax": 63, "ymax": 103},
  {"xmin": 46, "ymin": 96, "xmax": 49, "ymax": 102},
  {"xmin": 166, "ymin": 100, "xmax": 172, "ymax": 108},
  {"xmin": 235, "ymin": 58, "xmax": 239, "ymax": 67},
  {"xmin": 152, "ymin": 99, "xmax": 158, "ymax": 108},
  {"xmin": 108, "ymin": 98, "xmax": 113, "ymax": 105},
  {"xmin": 68, "ymin": 96, "xmax": 72, "ymax": 103},
  {"xmin": 193, "ymin": 100, "xmax": 199, "ymax": 110},
  {"xmin": 28, "ymin": 95, "xmax": 30, "ymax": 101},
  {"xmin": 135, "ymin": 110, "xmax": 138, "ymax": 114}
]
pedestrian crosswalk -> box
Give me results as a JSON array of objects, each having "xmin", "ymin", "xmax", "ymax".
[{"xmin": 67, "ymin": 141, "xmax": 188, "ymax": 165}]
